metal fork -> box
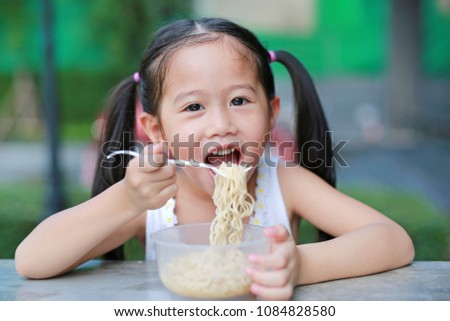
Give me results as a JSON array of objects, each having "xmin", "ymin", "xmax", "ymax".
[{"xmin": 106, "ymin": 150, "xmax": 252, "ymax": 177}]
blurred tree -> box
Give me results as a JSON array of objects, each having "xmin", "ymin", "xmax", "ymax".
[
  {"xmin": 89, "ymin": 0, "xmax": 192, "ymax": 74},
  {"xmin": 422, "ymin": 0, "xmax": 450, "ymax": 76},
  {"xmin": 54, "ymin": 0, "xmax": 192, "ymax": 138},
  {"xmin": 0, "ymin": 1, "xmax": 40, "ymax": 73}
]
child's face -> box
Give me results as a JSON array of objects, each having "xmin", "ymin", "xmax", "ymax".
[{"xmin": 144, "ymin": 37, "xmax": 278, "ymax": 195}]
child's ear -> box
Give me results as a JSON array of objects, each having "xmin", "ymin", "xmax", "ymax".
[
  {"xmin": 139, "ymin": 112, "xmax": 163, "ymax": 143},
  {"xmin": 269, "ymin": 96, "xmax": 280, "ymax": 130}
]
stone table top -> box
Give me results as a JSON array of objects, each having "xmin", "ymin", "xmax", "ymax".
[{"xmin": 1, "ymin": 260, "xmax": 449, "ymax": 301}]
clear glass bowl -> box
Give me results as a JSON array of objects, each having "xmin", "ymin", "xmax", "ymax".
[{"xmin": 150, "ymin": 223, "xmax": 269, "ymax": 300}]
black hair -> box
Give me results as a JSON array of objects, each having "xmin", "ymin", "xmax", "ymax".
[
  {"xmin": 273, "ymin": 51, "xmax": 336, "ymax": 187},
  {"xmin": 92, "ymin": 17, "xmax": 335, "ymax": 259},
  {"xmin": 272, "ymin": 51, "xmax": 335, "ymax": 241}
]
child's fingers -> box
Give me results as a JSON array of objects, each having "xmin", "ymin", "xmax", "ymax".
[
  {"xmin": 247, "ymin": 266, "xmax": 290, "ymax": 287},
  {"xmin": 264, "ymin": 224, "xmax": 291, "ymax": 243},
  {"xmin": 249, "ymin": 251, "xmax": 289, "ymax": 270},
  {"xmin": 250, "ymin": 283, "xmax": 293, "ymax": 301},
  {"xmin": 155, "ymin": 181, "xmax": 178, "ymax": 201},
  {"xmin": 130, "ymin": 143, "xmax": 171, "ymax": 173},
  {"xmin": 142, "ymin": 143, "xmax": 167, "ymax": 167},
  {"xmin": 250, "ymin": 225, "xmax": 293, "ymax": 270},
  {"xmin": 142, "ymin": 174, "xmax": 176, "ymax": 191},
  {"xmin": 128, "ymin": 175, "xmax": 177, "ymax": 210}
]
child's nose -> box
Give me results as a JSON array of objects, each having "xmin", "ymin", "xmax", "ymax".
[{"xmin": 204, "ymin": 107, "xmax": 238, "ymax": 138}]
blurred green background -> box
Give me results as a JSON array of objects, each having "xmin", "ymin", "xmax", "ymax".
[{"xmin": 0, "ymin": 0, "xmax": 449, "ymax": 261}]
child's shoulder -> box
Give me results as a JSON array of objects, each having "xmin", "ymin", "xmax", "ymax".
[
  {"xmin": 275, "ymin": 160, "xmax": 318, "ymax": 183},
  {"xmin": 275, "ymin": 160, "xmax": 333, "ymax": 206}
]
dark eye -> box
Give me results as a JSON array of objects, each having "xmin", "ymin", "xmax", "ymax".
[
  {"xmin": 185, "ymin": 103, "xmax": 204, "ymax": 112},
  {"xmin": 230, "ymin": 97, "xmax": 248, "ymax": 106}
]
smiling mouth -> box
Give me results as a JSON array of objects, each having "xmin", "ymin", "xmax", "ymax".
[{"xmin": 205, "ymin": 147, "xmax": 241, "ymax": 168}]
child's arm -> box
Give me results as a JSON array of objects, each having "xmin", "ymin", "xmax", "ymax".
[
  {"xmin": 15, "ymin": 144, "xmax": 177, "ymax": 279},
  {"xmin": 15, "ymin": 182, "xmax": 142, "ymax": 279},
  {"xmin": 247, "ymin": 164, "xmax": 414, "ymax": 300}
]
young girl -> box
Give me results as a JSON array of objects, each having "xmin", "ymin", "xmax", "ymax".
[{"xmin": 15, "ymin": 17, "xmax": 414, "ymax": 300}]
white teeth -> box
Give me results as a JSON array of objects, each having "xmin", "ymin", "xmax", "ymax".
[{"xmin": 211, "ymin": 148, "xmax": 235, "ymax": 156}]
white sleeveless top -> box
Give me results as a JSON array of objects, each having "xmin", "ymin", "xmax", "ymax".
[{"xmin": 145, "ymin": 161, "xmax": 291, "ymax": 260}]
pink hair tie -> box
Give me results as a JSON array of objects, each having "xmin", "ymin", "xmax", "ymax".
[
  {"xmin": 133, "ymin": 72, "xmax": 140, "ymax": 83},
  {"xmin": 268, "ymin": 51, "xmax": 276, "ymax": 62}
]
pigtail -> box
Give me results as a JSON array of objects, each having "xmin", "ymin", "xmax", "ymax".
[
  {"xmin": 91, "ymin": 75, "xmax": 138, "ymax": 260},
  {"xmin": 273, "ymin": 51, "xmax": 336, "ymax": 187},
  {"xmin": 273, "ymin": 51, "xmax": 335, "ymax": 241}
]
